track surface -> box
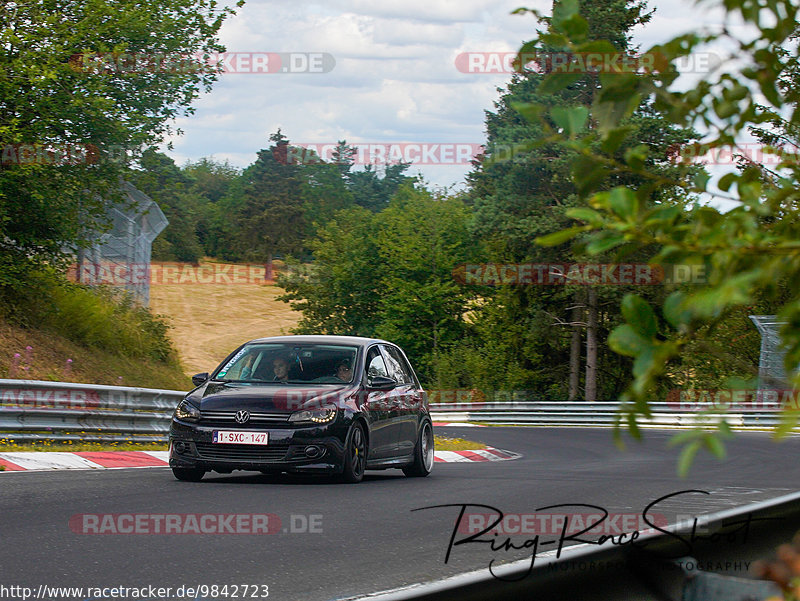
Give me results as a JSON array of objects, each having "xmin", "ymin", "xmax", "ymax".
[{"xmin": 1, "ymin": 427, "xmax": 798, "ymax": 600}]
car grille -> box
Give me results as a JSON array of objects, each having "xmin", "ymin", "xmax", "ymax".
[
  {"xmin": 195, "ymin": 441, "xmax": 291, "ymax": 462},
  {"xmin": 199, "ymin": 410, "xmax": 290, "ymax": 427}
]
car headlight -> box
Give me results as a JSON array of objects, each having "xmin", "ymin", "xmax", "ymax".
[
  {"xmin": 288, "ymin": 404, "xmax": 337, "ymax": 424},
  {"xmin": 174, "ymin": 399, "xmax": 200, "ymax": 422}
]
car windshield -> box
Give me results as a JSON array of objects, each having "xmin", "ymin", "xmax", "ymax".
[{"xmin": 213, "ymin": 343, "xmax": 358, "ymax": 384}]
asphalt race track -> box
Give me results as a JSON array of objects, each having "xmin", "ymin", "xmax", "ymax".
[{"xmin": 2, "ymin": 426, "xmax": 799, "ymax": 600}]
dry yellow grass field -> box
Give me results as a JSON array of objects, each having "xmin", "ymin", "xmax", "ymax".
[{"xmin": 148, "ymin": 260, "xmax": 300, "ymax": 376}]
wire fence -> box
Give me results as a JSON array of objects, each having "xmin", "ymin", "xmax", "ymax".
[
  {"xmin": 750, "ymin": 315, "xmax": 792, "ymax": 389},
  {"xmin": 70, "ymin": 182, "xmax": 167, "ymax": 306}
]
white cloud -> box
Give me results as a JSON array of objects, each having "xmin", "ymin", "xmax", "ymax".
[
  {"xmin": 325, "ymin": 0, "xmax": 491, "ymax": 23},
  {"xmin": 162, "ymin": 0, "xmax": 731, "ymax": 189}
]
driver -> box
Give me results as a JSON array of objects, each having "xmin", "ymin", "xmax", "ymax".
[{"xmin": 335, "ymin": 359, "xmax": 353, "ymax": 382}]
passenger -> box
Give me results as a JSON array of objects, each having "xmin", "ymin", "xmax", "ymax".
[{"xmin": 272, "ymin": 356, "xmax": 290, "ymax": 382}]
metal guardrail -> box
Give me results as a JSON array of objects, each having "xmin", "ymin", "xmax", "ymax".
[
  {"xmin": 430, "ymin": 401, "xmax": 785, "ymax": 429},
  {"xmin": 0, "ymin": 380, "xmax": 792, "ymax": 442},
  {"xmin": 356, "ymin": 490, "xmax": 800, "ymax": 601},
  {"xmin": 0, "ymin": 379, "xmax": 183, "ymax": 442}
]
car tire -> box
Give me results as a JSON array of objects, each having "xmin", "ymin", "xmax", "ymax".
[
  {"xmin": 172, "ymin": 467, "xmax": 205, "ymax": 482},
  {"xmin": 403, "ymin": 420, "xmax": 434, "ymax": 478},
  {"xmin": 339, "ymin": 422, "xmax": 367, "ymax": 483}
]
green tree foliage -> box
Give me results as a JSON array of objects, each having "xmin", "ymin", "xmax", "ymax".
[
  {"xmin": 278, "ymin": 185, "xmax": 476, "ymax": 381},
  {"xmin": 523, "ymin": 0, "xmax": 800, "ymax": 462},
  {"xmin": 236, "ymin": 130, "xmax": 306, "ymax": 261},
  {"xmin": 347, "ymin": 163, "xmax": 415, "ymax": 212},
  {"xmin": 462, "ymin": 0, "xmax": 697, "ymax": 399},
  {"xmin": 278, "ymin": 205, "xmax": 382, "ymax": 336},
  {"xmin": 372, "ymin": 187, "xmax": 475, "ymax": 377},
  {"xmin": 748, "ymin": 26, "xmax": 800, "ymax": 184},
  {"xmin": 180, "ymin": 157, "xmax": 240, "ymax": 259},
  {"xmin": 299, "ymin": 148, "xmax": 356, "ymax": 236},
  {"xmin": 0, "ymin": 0, "xmax": 239, "ymax": 291},
  {"xmin": 130, "ymin": 149, "xmax": 204, "ymax": 262}
]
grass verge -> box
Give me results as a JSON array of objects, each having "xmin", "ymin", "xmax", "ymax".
[
  {"xmin": 433, "ymin": 435, "xmax": 487, "ymax": 450},
  {"xmin": 0, "ymin": 435, "xmax": 486, "ymax": 453},
  {"xmin": 0, "ymin": 441, "xmax": 168, "ymax": 452},
  {"xmin": 0, "ymin": 317, "xmax": 190, "ymax": 389}
]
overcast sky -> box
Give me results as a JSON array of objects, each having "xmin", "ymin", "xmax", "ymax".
[{"xmin": 162, "ymin": 0, "xmax": 739, "ymax": 192}]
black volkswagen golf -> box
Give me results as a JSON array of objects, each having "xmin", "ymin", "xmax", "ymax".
[{"xmin": 169, "ymin": 335, "xmax": 434, "ymax": 483}]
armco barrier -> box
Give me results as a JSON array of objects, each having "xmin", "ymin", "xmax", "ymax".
[
  {"xmin": 0, "ymin": 379, "xmax": 183, "ymax": 442},
  {"xmin": 430, "ymin": 401, "xmax": 780, "ymax": 429},
  {"xmin": 356, "ymin": 490, "xmax": 800, "ymax": 601},
  {"xmin": 0, "ymin": 380, "xmax": 791, "ymax": 442}
]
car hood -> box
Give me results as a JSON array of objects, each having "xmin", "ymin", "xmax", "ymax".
[{"xmin": 190, "ymin": 381, "xmax": 352, "ymax": 412}]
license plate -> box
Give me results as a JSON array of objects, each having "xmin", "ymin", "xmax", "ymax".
[{"xmin": 213, "ymin": 431, "xmax": 269, "ymax": 445}]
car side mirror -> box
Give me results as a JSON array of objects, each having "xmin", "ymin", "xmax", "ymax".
[
  {"xmin": 192, "ymin": 372, "xmax": 209, "ymax": 387},
  {"xmin": 368, "ymin": 375, "xmax": 397, "ymax": 391}
]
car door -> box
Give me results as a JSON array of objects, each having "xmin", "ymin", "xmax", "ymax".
[
  {"xmin": 361, "ymin": 345, "xmax": 396, "ymax": 459},
  {"xmin": 380, "ymin": 344, "xmax": 421, "ymax": 456}
]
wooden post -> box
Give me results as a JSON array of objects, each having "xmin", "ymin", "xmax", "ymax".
[{"xmin": 585, "ymin": 287, "xmax": 598, "ymax": 402}]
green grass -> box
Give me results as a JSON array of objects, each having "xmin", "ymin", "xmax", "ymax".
[
  {"xmin": 434, "ymin": 434, "xmax": 487, "ymax": 450},
  {"xmin": 1, "ymin": 269, "xmax": 190, "ymax": 389},
  {"xmin": 0, "ymin": 440, "xmax": 168, "ymax": 452},
  {"xmin": 1, "ymin": 436, "xmax": 487, "ymax": 453}
]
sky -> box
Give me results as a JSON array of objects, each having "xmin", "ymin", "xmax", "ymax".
[{"xmin": 162, "ymin": 0, "xmax": 742, "ymax": 193}]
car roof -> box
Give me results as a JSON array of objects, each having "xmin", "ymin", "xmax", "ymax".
[{"xmin": 244, "ymin": 335, "xmax": 392, "ymax": 348}]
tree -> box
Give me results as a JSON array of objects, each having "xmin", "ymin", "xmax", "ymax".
[
  {"xmin": 130, "ymin": 149, "xmax": 203, "ymax": 263},
  {"xmin": 464, "ymin": 0, "xmax": 697, "ymax": 400},
  {"xmin": 277, "ymin": 206, "xmax": 383, "ymax": 336},
  {"xmin": 374, "ymin": 186, "xmax": 475, "ymax": 378},
  {"xmin": 523, "ymin": 0, "xmax": 800, "ymax": 469},
  {"xmin": 0, "ymin": 0, "xmax": 239, "ymax": 292},
  {"xmin": 237, "ymin": 130, "xmax": 306, "ymax": 262},
  {"xmin": 347, "ymin": 163, "xmax": 415, "ymax": 212},
  {"xmin": 299, "ymin": 150, "xmax": 355, "ymax": 235},
  {"xmin": 181, "ymin": 157, "xmax": 240, "ymax": 256},
  {"xmin": 278, "ymin": 184, "xmax": 477, "ymax": 382}
]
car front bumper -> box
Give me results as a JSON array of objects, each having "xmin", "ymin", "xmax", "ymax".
[{"xmin": 169, "ymin": 417, "xmax": 349, "ymax": 474}]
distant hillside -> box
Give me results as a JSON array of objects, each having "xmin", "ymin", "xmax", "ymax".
[
  {"xmin": 0, "ymin": 261, "xmax": 300, "ymax": 389},
  {"xmin": 148, "ymin": 260, "xmax": 300, "ymax": 376},
  {"xmin": 0, "ymin": 317, "xmax": 189, "ymax": 390}
]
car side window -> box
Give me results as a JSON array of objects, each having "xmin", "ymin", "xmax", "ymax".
[
  {"xmin": 365, "ymin": 346, "xmax": 388, "ymax": 379},
  {"xmin": 381, "ymin": 345, "xmax": 411, "ymax": 385},
  {"xmin": 384, "ymin": 346, "xmax": 414, "ymax": 384}
]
